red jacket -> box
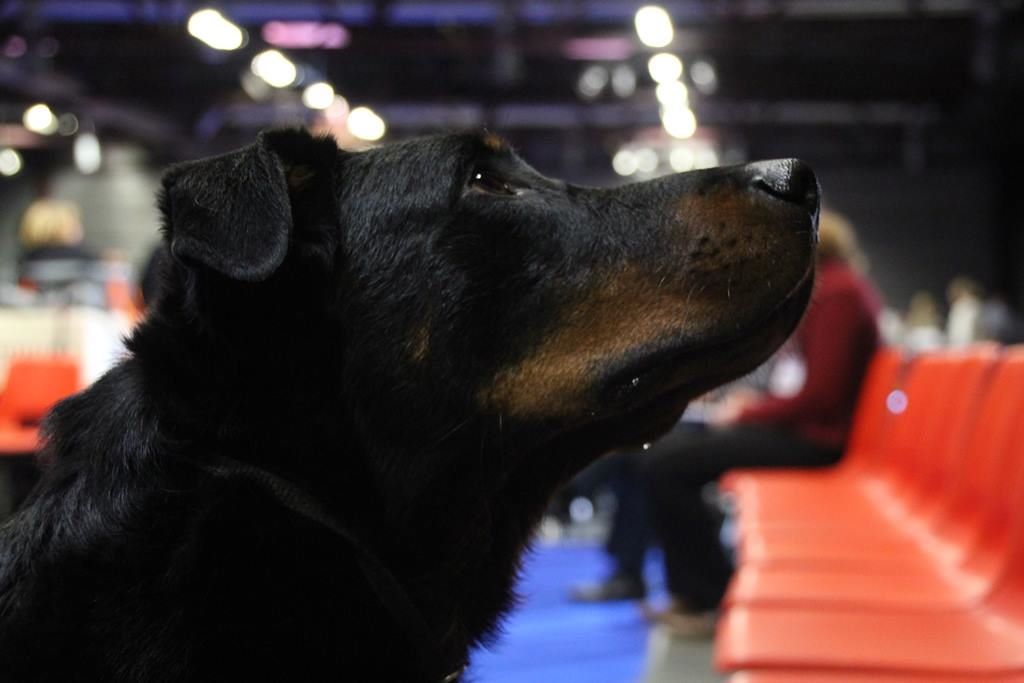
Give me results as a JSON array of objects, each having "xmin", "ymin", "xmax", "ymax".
[{"xmin": 736, "ymin": 258, "xmax": 882, "ymax": 449}]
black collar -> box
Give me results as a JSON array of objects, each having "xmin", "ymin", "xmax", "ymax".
[{"xmin": 204, "ymin": 456, "xmax": 467, "ymax": 683}]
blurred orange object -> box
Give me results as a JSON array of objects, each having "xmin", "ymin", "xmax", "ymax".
[
  {"xmin": 715, "ymin": 347, "xmax": 1024, "ymax": 677},
  {"xmin": 720, "ymin": 346, "xmax": 906, "ymax": 520},
  {"xmin": 725, "ymin": 349, "xmax": 1024, "ymax": 610},
  {"xmin": 0, "ymin": 355, "xmax": 81, "ymax": 455},
  {"xmin": 730, "ymin": 672, "xmax": 1024, "ymax": 682},
  {"xmin": 730, "ymin": 348, "xmax": 996, "ymax": 566}
]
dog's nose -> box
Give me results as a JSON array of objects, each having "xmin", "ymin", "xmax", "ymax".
[{"xmin": 746, "ymin": 159, "xmax": 820, "ymax": 216}]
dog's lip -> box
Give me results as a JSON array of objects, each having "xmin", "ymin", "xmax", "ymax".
[{"xmin": 592, "ymin": 265, "xmax": 816, "ymax": 427}]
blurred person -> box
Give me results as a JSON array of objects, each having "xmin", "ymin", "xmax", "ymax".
[
  {"xmin": 946, "ymin": 276, "xmax": 983, "ymax": 347},
  {"xmin": 878, "ymin": 305, "xmax": 906, "ymax": 346},
  {"xmin": 978, "ymin": 290, "xmax": 1024, "ymax": 344},
  {"xmin": 15, "ymin": 198, "xmax": 112, "ymax": 311},
  {"xmin": 903, "ymin": 290, "xmax": 946, "ymax": 351},
  {"xmin": 564, "ymin": 360, "xmax": 779, "ymax": 604},
  {"xmin": 565, "ymin": 449, "xmax": 654, "ymax": 602},
  {"xmin": 641, "ymin": 209, "xmax": 881, "ymax": 638},
  {"xmin": 17, "ymin": 199, "xmax": 97, "ymax": 290}
]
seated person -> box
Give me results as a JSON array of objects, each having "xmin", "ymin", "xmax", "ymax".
[
  {"xmin": 565, "ymin": 364, "xmax": 777, "ymax": 603},
  {"xmin": 566, "ymin": 449, "xmax": 653, "ymax": 602},
  {"xmin": 17, "ymin": 199, "xmax": 102, "ymax": 306},
  {"xmin": 642, "ymin": 209, "xmax": 881, "ymax": 637}
]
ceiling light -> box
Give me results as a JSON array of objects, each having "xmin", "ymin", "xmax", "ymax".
[
  {"xmin": 577, "ymin": 65, "xmax": 609, "ymax": 99},
  {"xmin": 57, "ymin": 113, "xmax": 79, "ymax": 136},
  {"xmin": 648, "ymin": 53, "xmax": 683, "ymax": 83},
  {"xmin": 611, "ymin": 65, "xmax": 637, "ymax": 97},
  {"xmin": 655, "ymin": 80, "xmax": 689, "ymax": 106},
  {"xmin": 0, "ymin": 148, "xmax": 22, "ymax": 176},
  {"xmin": 691, "ymin": 60, "xmax": 719, "ymax": 94},
  {"xmin": 251, "ymin": 49, "xmax": 297, "ymax": 88},
  {"xmin": 347, "ymin": 107, "xmax": 386, "ymax": 142},
  {"xmin": 635, "ymin": 148, "xmax": 659, "ymax": 174},
  {"xmin": 662, "ymin": 106, "xmax": 698, "ymax": 139},
  {"xmin": 74, "ymin": 133, "xmax": 102, "ymax": 174},
  {"xmin": 23, "ymin": 103, "xmax": 58, "ymax": 135},
  {"xmin": 635, "ymin": 6, "xmax": 674, "ymax": 48},
  {"xmin": 324, "ymin": 95, "xmax": 350, "ymax": 122},
  {"xmin": 612, "ymin": 149, "xmax": 638, "ymax": 176},
  {"xmin": 669, "ymin": 147, "xmax": 695, "ymax": 172},
  {"xmin": 262, "ymin": 21, "xmax": 349, "ymax": 50},
  {"xmin": 188, "ymin": 8, "xmax": 245, "ymax": 51},
  {"xmin": 302, "ymin": 82, "xmax": 335, "ymax": 110}
]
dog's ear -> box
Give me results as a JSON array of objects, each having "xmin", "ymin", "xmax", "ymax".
[{"xmin": 160, "ymin": 129, "xmax": 337, "ymax": 282}]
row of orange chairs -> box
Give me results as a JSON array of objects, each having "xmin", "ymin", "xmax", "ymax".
[
  {"xmin": 714, "ymin": 344, "xmax": 1024, "ymax": 681},
  {"xmin": 0, "ymin": 355, "xmax": 81, "ymax": 456}
]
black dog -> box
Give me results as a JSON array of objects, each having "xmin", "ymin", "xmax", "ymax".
[{"xmin": 0, "ymin": 129, "xmax": 818, "ymax": 681}]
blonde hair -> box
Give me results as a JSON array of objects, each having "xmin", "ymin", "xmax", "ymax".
[
  {"xmin": 19, "ymin": 199, "xmax": 83, "ymax": 249},
  {"xmin": 947, "ymin": 275, "xmax": 983, "ymax": 303},
  {"xmin": 817, "ymin": 208, "xmax": 868, "ymax": 271}
]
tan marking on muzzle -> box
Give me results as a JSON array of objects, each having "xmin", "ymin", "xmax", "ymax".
[
  {"xmin": 674, "ymin": 188, "xmax": 789, "ymax": 258},
  {"xmin": 479, "ymin": 269, "xmax": 715, "ymax": 420}
]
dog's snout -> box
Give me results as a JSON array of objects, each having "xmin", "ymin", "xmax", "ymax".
[{"xmin": 747, "ymin": 159, "xmax": 820, "ymax": 217}]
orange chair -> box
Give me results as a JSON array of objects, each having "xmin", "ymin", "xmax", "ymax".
[
  {"xmin": 730, "ymin": 672, "xmax": 1024, "ymax": 683},
  {"xmin": 725, "ymin": 349, "xmax": 1024, "ymax": 610},
  {"xmin": 725, "ymin": 349, "xmax": 946, "ymax": 534},
  {"xmin": 105, "ymin": 276, "xmax": 142, "ymax": 322},
  {"xmin": 736, "ymin": 348, "xmax": 997, "ymax": 567},
  {"xmin": 715, "ymin": 371, "xmax": 1024, "ymax": 677},
  {"xmin": 0, "ymin": 355, "xmax": 81, "ymax": 455},
  {"xmin": 721, "ymin": 346, "xmax": 905, "ymax": 503}
]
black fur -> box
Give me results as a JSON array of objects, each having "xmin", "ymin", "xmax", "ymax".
[{"xmin": 0, "ymin": 129, "xmax": 818, "ymax": 681}]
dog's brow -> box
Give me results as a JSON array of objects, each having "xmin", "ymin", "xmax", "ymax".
[{"xmin": 481, "ymin": 133, "xmax": 509, "ymax": 153}]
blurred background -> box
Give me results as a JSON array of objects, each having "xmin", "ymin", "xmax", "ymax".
[{"xmin": 1, "ymin": 2, "xmax": 1023, "ymax": 682}]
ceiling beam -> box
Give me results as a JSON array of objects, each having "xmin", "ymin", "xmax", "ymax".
[
  {"xmin": 0, "ymin": 0, "xmax": 1010, "ymax": 26},
  {"xmin": 194, "ymin": 97, "xmax": 939, "ymax": 138},
  {"xmin": 0, "ymin": 59, "xmax": 195, "ymax": 152}
]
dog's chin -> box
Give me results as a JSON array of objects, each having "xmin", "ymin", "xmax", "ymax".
[{"xmin": 553, "ymin": 268, "xmax": 815, "ymax": 457}]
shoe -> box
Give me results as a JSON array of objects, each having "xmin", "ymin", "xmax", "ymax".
[
  {"xmin": 569, "ymin": 574, "xmax": 647, "ymax": 602},
  {"xmin": 653, "ymin": 605, "xmax": 717, "ymax": 640}
]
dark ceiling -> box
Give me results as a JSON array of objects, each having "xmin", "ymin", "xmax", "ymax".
[{"xmin": 1, "ymin": 0, "xmax": 1022, "ymax": 176}]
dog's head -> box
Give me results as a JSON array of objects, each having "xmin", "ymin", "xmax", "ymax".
[{"xmin": 157, "ymin": 128, "xmax": 816, "ymax": 479}]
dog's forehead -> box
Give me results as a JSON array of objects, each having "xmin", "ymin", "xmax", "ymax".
[
  {"xmin": 481, "ymin": 132, "xmax": 509, "ymax": 153},
  {"xmin": 355, "ymin": 133, "xmax": 475, "ymax": 167},
  {"xmin": 349, "ymin": 132, "xmax": 530, "ymax": 188}
]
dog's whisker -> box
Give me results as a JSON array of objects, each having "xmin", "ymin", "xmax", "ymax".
[{"xmin": 429, "ymin": 417, "xmax": 471, "ymax": 449}]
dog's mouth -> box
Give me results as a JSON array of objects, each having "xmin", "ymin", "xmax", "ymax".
[{"xmin": 558, "ymin": 266, "xmax": 816, "ymax": 451}]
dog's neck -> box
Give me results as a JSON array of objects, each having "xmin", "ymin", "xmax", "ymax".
[{"xmin": 126, "ymin": 306, "xmax": 579, "ymax": 669}]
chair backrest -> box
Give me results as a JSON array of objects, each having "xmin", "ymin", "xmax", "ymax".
[
  {"xmin": 982, "ymin": 352, "xmax": 1024, "ymax": 619},
  {"xmin": 938, "ymin": 348, "xmax": 1024, "ymax": 532},
  {"xmin": 900, "ymin": 345, "xmax": 1000, "ymax": 504},
  {"xmin": 843, "ymin": 346, "xmax": 905, "ymax": 462},
  {"xmin": 869, "ymin": 352, "xmax": 964, "ymax": 483},
  {"xmin": 0, "ymin": 355, "xmax": 81, "ymax": 427}
]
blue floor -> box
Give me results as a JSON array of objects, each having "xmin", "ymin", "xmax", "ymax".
[{"xmin": 468, "ymin": 543, "xmax": 659, "ymax": 683}]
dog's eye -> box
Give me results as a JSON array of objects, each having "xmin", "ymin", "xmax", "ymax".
[{"xmin": 469, "ymin": 171, "xmax": 517, "ymax": 196}]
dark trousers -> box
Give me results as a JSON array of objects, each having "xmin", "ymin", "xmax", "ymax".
[
  {"xmin": 643, "ymin": 423, "xmax": 842, "ymax": 611},
  {"xmin": 601, "ymin": 451, "xmax": 651, "ymax": 579},
  {"xmin": 569, "ymin": 450, "xmax": 652, "ymax": 580}
]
